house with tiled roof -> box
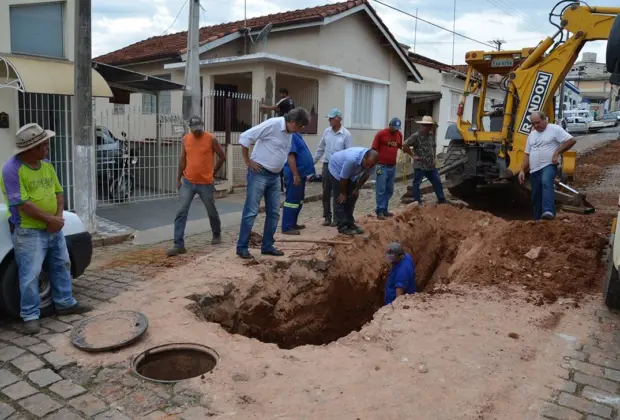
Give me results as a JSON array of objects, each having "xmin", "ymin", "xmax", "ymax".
[
  {"xmin": 402, "ymin": 49, "xmax": 505, "ymax": 153},
  {"xmin": 94, "ymin": 0, "xmax": 422, "ymax": 185}
]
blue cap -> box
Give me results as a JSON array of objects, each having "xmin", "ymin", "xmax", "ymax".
[
  {"xmin": 389, "ymin": 118, "xmax": 401, "ymax": 129},
  {"xmin": 327, "ymin": 108, "xmax": 342, "ymax": 119}
]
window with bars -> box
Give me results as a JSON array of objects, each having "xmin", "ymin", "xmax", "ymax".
[
  {"xmin": 352, "ymin": 81, "xmax": 373, "ymax": 128},
  {"xmin": 450, "ymin": 91, "xmax": 461, "ymax": 122}
]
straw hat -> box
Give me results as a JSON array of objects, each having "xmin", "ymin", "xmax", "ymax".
[
  {"xmin": 15, "ymin": 123, "xmax": 55, "ymax": 155},
  {"xmin": 416, "ymin": 115, "xmax": 437, "ymax": 125}
]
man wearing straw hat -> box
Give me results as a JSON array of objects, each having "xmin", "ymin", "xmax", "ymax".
[
  {"xmin": 1, "ymin": 124, "xmax": 92, "ymax": 334},
  {"xmin": 403, "ymin": 115, "xmax": 446, "ymax": 205}
]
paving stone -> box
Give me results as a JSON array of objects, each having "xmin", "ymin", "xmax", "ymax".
[
  {"xmin": 2, "ymin": 381, "xmax": 38, "ymax": 400},
  {"xmin": 562, "ymin": 381, "xmax": 578, "ymax": 394},
  {"xmin": 56, "ymin": 315, "xmax": 83, "ymax": 323},
  {"xmin": 540, "ymin": 402, "xmax": 582, "ymax": 420},
  {"xmin": 569, "ymin": 360, "xmax": 604, "ymax": 377},
  {"xmin": 587, "ymin": 416, "xmax": 607, "ymax": 420},
  {"xmin": 43, "ymin": 352, "xmax": 74, "ymax": 369},
  {"xmin": 94, "ymin": 292, "xmax": 115, "ymax": 301},
  {"xmin": 558, "ymin": 392, "xmax": 612, "ymax": 418},
  {"xmin": 43, "ymin": 408, "xmax": 85, "ymax": 420},
  {"xmin": 59, "ymin": 366, "xmax": 98, "ymax": 387},
  {"xmin": 0, "ymin": 369, "xmax": 20, "ymax": 388},
  {"xmin": 181, "ymin": 406, "xmax": 212, "ymax": 420},
  {"xmin": 11, "ymin": 354, "xmax": 44, "ymax": 373},
  {"xmin": 116, "ymin": 389, "xmax": 167, "ymax": 417},
  {"xmin": 0, "ymin": 331, "xmax": 22, "ymax": 341},
  {"xmin": 11, "ymin": 336, "xmax": 40, "ymax": 347},
  {"xmin": 93, "ymin": 409, "xmax": 132, "ymax": 420},
  {"xmin": 18, "ymin": 393, "xmax": 63, "ymax": 417},
  {"xmin": 6, "ymin": 415, "xmax": 27, "ymax": 420},
  {"xmin": 33, "ymin": 328, "xmax": 51, "ymax": 338},
  {"xmin": 582, "ymin": 386, "xmax": 620, "ymax": 408},
  {"xmin": 142, "ymin": 411, "xmax": 167, "ymax": 420},
  {"xmin": 0, "ymin": 347, "xmax": 25, "ymax": 362},
  {"xmin": 573, "ymin": 372, "xmax": 619, "ymax": 393},
  {"xmin": 603, "ymin": 368, "xmax": 620, "ymax": 383},
  {"xmin": 43, "ymin": 321, "xmax": 70, "ymax": 334},
  {"xmin": 28, "ymin": 343, "xmax": 53, "ymax": 356},
  {"xmin": 28, "ymin": 369, "xmax": 62, "ymax": 387},
  {"xmin": 37, "ymin": 334, "xmax": 63, "ymax": 344},
  {"xmin": 49, "ymin": 380, "xmax": 86, "ymax": 399},
  {"xmin": 589, "ymin": 355, "xmax": 620, "ymax": 371},
  {"xmin": 0, "ymin": 402, "xmax": 15, "ymax": 420},
  {"xmin": 69, "ymin": 394, "xmax": 107, "ymax": 416}
]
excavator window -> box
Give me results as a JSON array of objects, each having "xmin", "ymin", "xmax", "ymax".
[{"xmin": 608, "ymin": 15, "xmax": 620, "ymax": 85}]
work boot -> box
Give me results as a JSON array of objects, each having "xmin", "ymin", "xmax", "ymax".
[
  {"xmin": 237, "ymin": 250, "xmax": 254, "ymax": 260},
  {"xmin": 56, "ymin": 303, "xmax": 93, "ymax": 316},
  {"xmin": 351, "ymin": 225, "xmax": 365, "ymax": 235},
  {"xmin": 262, "ymin": 248, "xmax": 285, "ymax": 257},
  {"xmin": 542, "ymin": 212, "xmax": 555, "ymax": 220},
  {"xmin": 322, "ymin": 218, "xmax": 331, "ymax": 226},
  {"xmin": 167, "ymin": 247, "xmax": 187, "ymax": 257},
  {"xmin": 339, "ymin": 228, "xmax": 357, "ymax": 236},
  {"xmin": 282, "ymin": 230, "xmax": 301, "ymax": 236},
  {"xmin": 384, "ymin": 211, "xmax": 394, "ymax": 217},
  {"xmin": 377, "ymin": 214, "xmax": 387, "ymax": 221},
  {"xmin": 294, "ymin": 224, "xmax": 306, "ymax": 230},
  {"xmin": 22, "ymin": 320, "xmax": 40, "ymax": 335},
  {"xmin": 211, "ymin": 235, "xmax": 222, "ymax": 245}
]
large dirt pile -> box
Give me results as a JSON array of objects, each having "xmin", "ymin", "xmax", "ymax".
[{"xmin": 189, "ymin": 205, "xmax": 610, "ymax": 349}]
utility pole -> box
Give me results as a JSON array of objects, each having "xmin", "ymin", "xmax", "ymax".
[
  {"xmin": 452, "ymin": 0, "xmax": 456, "ymax": 65},
  {"xmin": 74, "ymin": 0, "xmax": 95, "ymax": 233},
  {"xmin": 489, "ymin": 39, "xmax": 506, "ymax": 51},
  {"xmin": 183, "ymin": 0, "xmax": 201, "ymax": 120},
  {"xmin": 413, "ymin": 8, "xmax": 418, "ymax": 53}
]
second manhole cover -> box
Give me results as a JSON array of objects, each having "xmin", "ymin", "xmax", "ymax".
[{"xmin": 71, "ymin": 310, "xmax": 149, "ymax": 352}]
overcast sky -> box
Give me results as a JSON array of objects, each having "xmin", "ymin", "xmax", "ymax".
[{"xmin": 92, "ymin": 0, "xmax": 613, "ymax": 66}]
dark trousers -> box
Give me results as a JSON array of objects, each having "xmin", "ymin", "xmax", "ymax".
[
  {"xmin": 280, "ymin": 170, "xmax": 284, "ymax": 192},
  {"xmin": 413, "ymin": 168, "xmax": 446, "ymax": 204},
  {"xmin": 331, "ymin": 174, "xmax": 358, "ymax": 232},
  {"xmin": 529, "ymin": 164, "xmax": 557, "ymax": 220},
  {"xmin": 321, "ymin": 163, "xmax": 334, "ymax": 220},
  {"xmin": 282, "ymin": 174, "xmax": 306, "ymax": 232}
]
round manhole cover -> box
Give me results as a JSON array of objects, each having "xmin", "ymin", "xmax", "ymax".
[{"xmin": 71, "ymin": 310, "xmax": 149, "ymax": 352}]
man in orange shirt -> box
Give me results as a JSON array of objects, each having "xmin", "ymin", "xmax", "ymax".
[{"xmin": 168, "ymin": 116, "xmax": 226, "ymax": 256}]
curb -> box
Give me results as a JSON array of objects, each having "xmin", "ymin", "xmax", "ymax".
[{"xmin": 92, "ymin": 232, "xmax": 135, "ymax": 248}]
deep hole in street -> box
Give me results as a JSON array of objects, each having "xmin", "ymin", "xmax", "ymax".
[{"xmin": 134, "ymin": 345, "xmax": 217, "ymax": 382}]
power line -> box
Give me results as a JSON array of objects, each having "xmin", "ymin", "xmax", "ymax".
[
  {"xmin": 161, "ymin": 0, "xmax": 189, "ymax": 35},
  {"xmin": 484, "ymin": 0, "xmax": 546, "ymax": 36},
  {"xmin": 489, "ymin": 39, "xmax": 506, "ymax": 51},
  {"xmin": 370, "ymin": 0, "xmax": 496, "ymax": 49}
]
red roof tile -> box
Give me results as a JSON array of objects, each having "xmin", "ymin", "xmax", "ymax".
[
  {"xmin": 95, "ymin": 0, "xmax": 367, "ymax": 66},
  {"xmin": 408, "ymin": 52, "xmax": 453, "ymax": 72}
]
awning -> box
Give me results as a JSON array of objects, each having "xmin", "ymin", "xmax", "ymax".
[
  {"xmin": 407, "ymin": 91, "xmax": 442, "ymax": 104},
  {"xmin": 92, "ymin": 62, "xmax": 185, "ymax": 93},
  {"xmin": 0, "ymin": 54, "xmax": 112, "ymax": 97}
]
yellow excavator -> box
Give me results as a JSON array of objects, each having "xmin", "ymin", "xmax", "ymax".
[{"xmin": 441, "ymin": 1, "xmax": 620, "ymax": 214}]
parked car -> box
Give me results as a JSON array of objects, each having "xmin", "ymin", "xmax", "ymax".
[
  {"xmin": 601, "ymin": 111, "xmax": 620, "ymax": 127},
  {"xmin": 95, "ymin": 126, "xmax": 137, "ymax": 202},
  {"xmin": 560, "ymin": 110, "xmax": 606, "ymax": 133},
  {"xmin": 0, "ymin": 206, "xmax": 92, "ymax": 318}
]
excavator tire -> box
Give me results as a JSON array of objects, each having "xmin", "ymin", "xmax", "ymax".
[
  {"xmin": 604, "ymin": 245, "xmax": 620, "ymax": 310},
  {"xmin": 444, "ymin": 140, "xmax": 477, "ymax": 198},
  {"xmin": 606, "ymin": 16, "xmax": 620, "ymax": 75}
]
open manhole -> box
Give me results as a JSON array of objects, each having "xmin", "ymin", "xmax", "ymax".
[{"xmin": 132, "ymin": 343, "xmax": 219, "ymax": 383}]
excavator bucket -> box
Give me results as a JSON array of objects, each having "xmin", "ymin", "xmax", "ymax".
[{"xmin": 553, "ymin": 180, "xmax": 596, "ymax": 214}]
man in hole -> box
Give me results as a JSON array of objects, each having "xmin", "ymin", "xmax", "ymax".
[
  {"xmin": 384, "ymin": 242, "xmax": 416, "ymax": 305},
  {"xmin": 328, "ymin": 147, "xmax": 378, "ymax": 236}
]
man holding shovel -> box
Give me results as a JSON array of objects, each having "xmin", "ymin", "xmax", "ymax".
[{"xmin": 404, "ymin": 116, "xmax": 446, "ymax": 205}]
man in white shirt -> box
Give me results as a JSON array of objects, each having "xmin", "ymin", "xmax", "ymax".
[
  {"xmin": 313, "ymin": 108, "xmax": 353, "ymax": 226},
  {"xmin": 518, "ymin": 111, "xmax": 576, "ymax": 220},
  {"xmin": 236, "ymin": 108, "xmax": 310, "ymax": 259}
]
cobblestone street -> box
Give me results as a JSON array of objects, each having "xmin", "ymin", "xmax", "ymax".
[{"xmin": 0, "ymin": 177, "xmax": 616, "ymax": 418}]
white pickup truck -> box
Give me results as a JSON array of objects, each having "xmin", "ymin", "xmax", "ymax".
[
  {"xmin": 560, "ymin": 110, "xmax": 606, "ymax": 133},
  {"xmin": 0, "ymin": 204, "xmax": 92, "ymax": 318}
]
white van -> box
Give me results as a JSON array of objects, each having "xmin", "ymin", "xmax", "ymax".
[
  {"xmin": 0, "ymin": 203, "xmax": 92, "ymax": 318},
  {"xmin": 560, "ymin": 110, "xmax": 606, "ymax": 133}
]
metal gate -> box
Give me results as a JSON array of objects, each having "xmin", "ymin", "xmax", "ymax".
[{"xmin": 18, "ymin": 92, "xmax": 75, "ymax": 210}]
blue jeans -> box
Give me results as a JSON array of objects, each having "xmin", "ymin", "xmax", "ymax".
[
  {"xmin": 12, "ymin": 228, "xmax": 77, "ymax": 321},
  {"xmin": 375, "ymin": 164, "xmax": 396, "ymax": 214},
  {"xmin": 237, "ymin": 168, "xmax": 281, "ymax": 253},
  {"xmin": 413, "ymin": 168, "xmax": 446, "ymax": 204},
  {"xmin": 282, "ymin": 173, "xmax": 306, "ymax": 232},
  {"xmin": 173, "ymin": 177, "xmax": 221, "ymax": 249},
  {"xmin": 530, "ymin": 164, "xmax": 557, "ymax": 220}
]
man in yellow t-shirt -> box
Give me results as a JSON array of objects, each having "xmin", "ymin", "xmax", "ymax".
[{"xmin": 1, "ymin": 124, "xmax": 91, "ymax": 334}]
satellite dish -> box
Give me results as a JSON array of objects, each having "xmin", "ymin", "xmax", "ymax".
[{"xmin": 256, "ymin": 23, "xmax": 273, "ymax": 43}]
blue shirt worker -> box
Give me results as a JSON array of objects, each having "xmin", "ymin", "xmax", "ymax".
[
  {"xmin": 384, "ymin": 242, "xmax": 416, "ymax": 305},
  {"xmin": 282, "ymin": 133, "xmax": 315, "ymax": 235},
  {"xmin": 328, "ymin": 147, "xmax": 379, "ymax": 236}
]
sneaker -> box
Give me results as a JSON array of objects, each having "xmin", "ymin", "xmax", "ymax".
[
  {"xmin": 237, "ymin": 250, "xmax": 254, "ymax": 260},
  {"xmin": 322, "ymin": 218, "xmax": 331, "ymax": 226},
  {"xmin": 351, "ymin": 225, "xmax": 365, "ymax": 235},
  {"xmin": 167, "ymin": 247, "xmax": 187, "ymax": 257},
  {"xmin": 384, "ymin": 211, "xmax": 394, "ymax": 217},
  {"xmin": 282, "ymin": 230, "xmax": 301, "ymax": 236},
  {"xmin": 261, "ymin": 248, "xmax": 284, "ymax": 257},
  {"xmin": 294, "ymin": 224, "xmax": 306, "ymax": 230},
  {"xmin": 56, "ymin": 303, "xmax": 93, "ymax": 316},
  {"xmin": 377, "ymin": 214, "xmax": 387, "ymax": 220},
  {"xmin": 23, "ymin": 320, "xmax": 40, "ymax": 335},
  {"xmin": 339, "ymin": 228, "xmax": 357, "ymax": 236},
  {"xmin": 211, "ymin": 235, "xmax": 222, "ymax": 245},
  {"xmin": 542, "ymin": 212, "xmax": 555, "ymax": 220}
]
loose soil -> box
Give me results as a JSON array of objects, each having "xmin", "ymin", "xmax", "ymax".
[{"xmin": 574, "ymin": 139, "xmax": 620, "ymax": 214}]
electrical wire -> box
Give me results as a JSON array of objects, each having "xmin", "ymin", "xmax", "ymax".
[
  {"xmin": 370, "ymin": 0, "xmax": 496, "ymax": 49},
  {"xmin": 485, "ymin": 0, "xmax": 546, "ymax": 36},
  {"xmin": 161, "ymin": 0, "xmax": 189, "ymax": 36}
]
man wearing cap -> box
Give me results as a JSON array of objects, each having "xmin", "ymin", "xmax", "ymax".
[
  {"xmin": 281, "ymin": 132, "xmax": 315, "ymax": 235},
  {"xmin": 313, "ymin": 108, "xmax": 353, "ymax": 226},
  {"xmin": 237, "ymin": 108, "xmax": 311, "ymax": 259},
  {"xmin": 404, "ymin": 116, "xmax": 446, "ymax": 205},
  {"xmin": 1, "ymin": 124, "xmax": 92, "ymax": 334},
  {"xmin": 372, "ymin": 118, "xmax": 404, "ymax": 220},
  {"xmin": 384, "ymin": 242, "xmax": 416, "ymax": 305},
  {"xmin": 328, "ymin": 147, "xmax": 379, "ymax": 235},
  {"xmin": 168, "ymin": 115, "xmax": 226, "ymax": 257}
]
